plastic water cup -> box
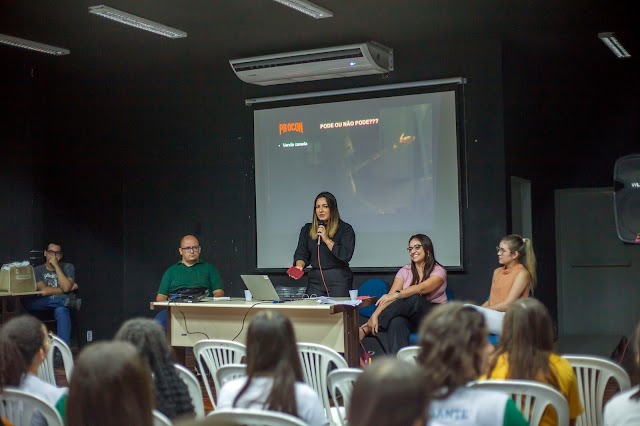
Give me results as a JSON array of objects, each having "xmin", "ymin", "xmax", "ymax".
[
  {"xmin": 349, "ymin": 289, "xmax": 358, "ymax": 301},
  {"xmin": 244, "ymin": 289, "xmax": 252, "ymax": 301}
]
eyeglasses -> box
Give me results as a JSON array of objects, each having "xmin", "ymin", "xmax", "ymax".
[
  {"xmin": 406, "ymin": 244, "xmax": 423, "ymax": 252},
  {"xmin": 45, "ymin": 250, "xmax": 62, "ymax": 256},
  {"xmin": 496, "ymin": 246, "xmax": 510, "ymax": 254},
  {"xmin": 180, "ymin": 246, "xmax": 201, "ymax": 252}
]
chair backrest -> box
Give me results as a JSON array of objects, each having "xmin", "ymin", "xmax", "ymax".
[
  {"xmin": 297, "ymin": 342, "xmax": 349, "ymax": 426},
  {"xmin": 193, "ymin": 339, "xmax": 246, "ymax": 410},
  {"xmin": 173, "ymin": 363, "xmax": 205, "ymax": 418},
  {"xmin": 562, "ymin": 354, "xmax": 631, "ymax": 426},
  {"xmin": 468, "ymin": 379, "xmax": 569, "ymax": 426},
  {"xmin": 216, "ymin": 363, "xmax": 248, "ymax": 389},
  {"xmin": 0, "ymin": 388, "xmax": 63, "ymax": 426},
  {"xmin": 37, "ymin": 333, "xmax": 74, "ymax": 385},
  {"xmin": 327, "ymin": 368, "xmax": 362, "ymax": 426},
  {"xmin": 152, "ymin": 409, "xmax": 174, "ymax": 426},
  {"xmin": 207, "ymin": 408, "xmax": 309, "ymax": 426},
  {"xmin": 357, "ymin": 279, "xmax": 388, "ymax": 318},
  {"xmin": 396, "ymin": 345, "xmax": 420, "ymax": 363}
]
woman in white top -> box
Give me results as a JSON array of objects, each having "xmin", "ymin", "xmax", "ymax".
[
  {"xmin": 217, "ymin": 310, "xmax": 328, "ymax": 426},
  {"xmin": 417, "ymin": 302, "xmax": 529, "ymax": 426},
  {"xmin": 604, "ymin": 323, "xmax": 640, "ymax": 425},
  {"xmin": 0, "ymin": 315, "xmax": 67, "ymax": 425}
]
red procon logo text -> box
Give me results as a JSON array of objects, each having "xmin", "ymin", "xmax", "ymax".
[{"xmin": 279, "ymin": 122, "xmax": 304, "ymax": 135}]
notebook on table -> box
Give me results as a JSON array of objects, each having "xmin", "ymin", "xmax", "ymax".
[{"xmin": 240, "ymin": 275, "xmax": 305, "ymax": 302}]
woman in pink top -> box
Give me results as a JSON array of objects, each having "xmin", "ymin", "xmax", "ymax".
[{"xmin": 360, "ymin": 233, "xmax": 447, "ymax": 353}]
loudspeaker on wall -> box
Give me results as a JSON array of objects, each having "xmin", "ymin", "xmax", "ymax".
[{"xmin": 614, "ymin": 154, "xmax": 640, "ymax": 243}]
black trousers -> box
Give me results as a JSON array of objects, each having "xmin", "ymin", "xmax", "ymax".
[
  {"xmin": 377, "ymin": 294, "xmax": 434, "ymax": 353},
  {"xmin": 306, "ymin": 267, "xmax": 352, "ymax": 297}
]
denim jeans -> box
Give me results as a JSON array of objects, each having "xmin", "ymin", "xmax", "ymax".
[
  {"xmin": 154, "ymin": 309, "xmax": 168, "ymax": 330},
  {"xmin": 21, "ymin": 296, "xmax": 72, "ymax": 346}
]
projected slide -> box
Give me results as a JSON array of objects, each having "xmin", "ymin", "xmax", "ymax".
[{"xmin": 255, "ymin": 91, "xmax": 461, "ymax": 269}]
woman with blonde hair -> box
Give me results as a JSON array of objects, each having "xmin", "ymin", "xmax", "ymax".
[
  {"xmin": 482, "ymin": 234, "xmax": 537, "ymax": 312},
  {"xmin": 486, "ymin": 298, "xmax": 583, "ymax": 426}
]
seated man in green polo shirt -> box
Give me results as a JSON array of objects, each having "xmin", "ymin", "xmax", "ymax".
[{"xmin": 154, "ymin": 234, "xmax": 224, "ymax": 329}]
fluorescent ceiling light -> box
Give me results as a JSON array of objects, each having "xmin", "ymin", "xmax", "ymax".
[
  {"xmin": 598, "ymin": 32, "xmax": 630, "ymax": 59},
  {"xmin": 0, "ymin": 33, "xmax": 69, "ymax": 55},
  {"xmin": 271, "ymin": 0, "xmax": 333, "ymax": 19},
  {"xmin": 88, "ymin": 5, "xmax": 187, "ymax": 38}
]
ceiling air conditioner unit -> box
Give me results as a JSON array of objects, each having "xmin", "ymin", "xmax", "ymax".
[{"xmin": 229, "ymin": 41, "xmax": 393, "ymax": 86}]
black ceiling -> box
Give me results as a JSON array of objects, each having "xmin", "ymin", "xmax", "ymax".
[{"xmin": 1, "ymin": 0, "xmax": 636, "ymax": 77}]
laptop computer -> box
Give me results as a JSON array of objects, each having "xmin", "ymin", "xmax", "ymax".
[{"xmin": 241, "ymin": 275, "xmax": 305, "ymax": 302}]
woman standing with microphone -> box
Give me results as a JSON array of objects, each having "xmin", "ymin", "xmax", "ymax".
[{"xmin": 290, "ymin": 191, "xmax": 355, "ymax": 297}]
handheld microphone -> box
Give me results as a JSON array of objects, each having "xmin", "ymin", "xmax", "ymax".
[{"xmin": 317, "ymin": 220, "xmax": 325, "ymax": 246}]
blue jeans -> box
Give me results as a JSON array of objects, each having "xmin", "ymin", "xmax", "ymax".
[
  {"xmin": 154, "ymin": 309, "xmax": 168, "ymax": 331},
  {"xmin": 22, "ymin": 296, "xmax": 72, "ymax": 346}
]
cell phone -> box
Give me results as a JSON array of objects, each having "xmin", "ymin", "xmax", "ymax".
[{"xmin": 287, "ymin": 266, "xmax": 304, "ymax": 280}]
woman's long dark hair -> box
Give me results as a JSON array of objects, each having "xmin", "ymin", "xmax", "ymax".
[
  {"xmin": 233, "ymin": 310, "xmax": 304, "ymax": 418},
  {"xmin": 416, "ymin": 302, "xmax": 488, "ymax": 398},
  {"xmin": 486, "ymin": 298, "xmax": 559, "ymax": 389},
  {"xmin": 67, "ymin": 341, "xmax": 154, "ymax": 426},
  {"xmin": 0, "ymin": 315, "xmax": 45, "ymax": 390},
  {"xmin": 115, "ymin": 318, "xmax": 194, "ymax": 420},
  {"xmin": 309, "ymin": 191, "xmax": 340, "ymax": 240},
  {"xmin": 409, "ymin": 234, "xmax": 440, "ymax": 286}
]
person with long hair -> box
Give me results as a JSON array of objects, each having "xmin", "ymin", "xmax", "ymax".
[
  {"xmin": 604, "ymin": 321, "xmax": 640, "ymax": 425},
  {"xmin": 66, "ymin": 341, "xmax": 154, "ymax": 426},
  {"xmin": 217, "ymin": 310, "xmax": 328, "ymax": 426},
  {"xmin": 483, "ymin": 234, "xmax": 537, "ymax": 312},
  {"xmin": 485, "ymin": 298, "xmax": 583, "ymax": 426},
  {"xmin": 360, "ymin": 234, "xmax": 447, "ymax": 353},
  {"xmin": 418, "ymin": 302, "xmax": 528, "ymax": 425},
  {"xmin": 114, "ymin": 318, "xmax": 194, "ymax": 420},
  {"xmin": 291, "ymin": 191, "xmax": 355, "ymax": 297},
  {"xmin": 348, "ymin": 357, "xmax": 431, "ymax": 426},
  {"xmin": 0, "ymin": 315, "xmax": 67, "ymax": 423}
]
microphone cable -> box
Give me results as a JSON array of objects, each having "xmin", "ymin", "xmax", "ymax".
[{"xmin": 317, "ymin": 242, "xmax": 330, "ymax": 297}]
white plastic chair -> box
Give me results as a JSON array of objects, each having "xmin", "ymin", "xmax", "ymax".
[
  {"xmin": 0, "ymin": 388, "xmax": 63, "ymax": 426},
  {"xmin": 152, "ymin": 409, "xmax": 174, "ymax": 426},
  {"xmin": 468, "ymin": 379, "xmax": 569, "ymax": 426},
  {"xmin": 207, "ymin": 408, "xmax": 308, "ymax": 426},
  {"xmin": 396, "ymin": 345, "xmax": 420, "ymax": 363},
  {"xmin": 563, "ymin": 354, "xmax": 631, "ymax": 426},
  {"xmin": 297, "ymin": 342, "xmax": 349, "ymax": 426},
  {"xmin": 216, "ymin": 363, "xmax": 247, "ymax": 389},
  {"xmin": 193, "ymin": 339, "xmax": 246, "ymax": 409},
  {"xmin": 174, "ymin": 363, "xmax": 205, "ymax": 418},
  {"xmin": 327, "ymin": 368, "xmax": 362, "ymax": 426},
  {"xmin": 37, "ymin": 333, "xmax": 74, "ymax": 385}
]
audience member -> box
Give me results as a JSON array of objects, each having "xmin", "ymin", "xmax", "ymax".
[
  {"xmin": 155, "ymin": 234, "xmax": 224, "ymax": 328},
  {"xmin": 348, "ymin": 357, "xmax": 431, "ymax": 426},
  {"xmin": 21, "ymin": 242, "xmax": 79, "ymax": 346},
  {"xmin": 360, "ymin": 233, "xmax": 447, "ymax": 353},
  {"xmin": 486, "ymin": 298, "xmax": 583, "ymax": 426},
  {"xmin": 0, "ymin": 315, "xmax": 67, "ymax": 424},
  {"xmin": 604, "ymin": 321, "xmax": 640, "ymax": 425},
  {"xmin": 217, "ymin": 310, "xmax": 328, "ymax": 426},
  {"xmin": 417, "ymin": 302, "xmax": 529, "ymax": 425},
  {"xmin": 115, "ymin": 318, "xmax": 194, "ymax": 420},
  {"xmin": 67, "ymin": 341, "xmax": 154, "ymax": 426}
]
